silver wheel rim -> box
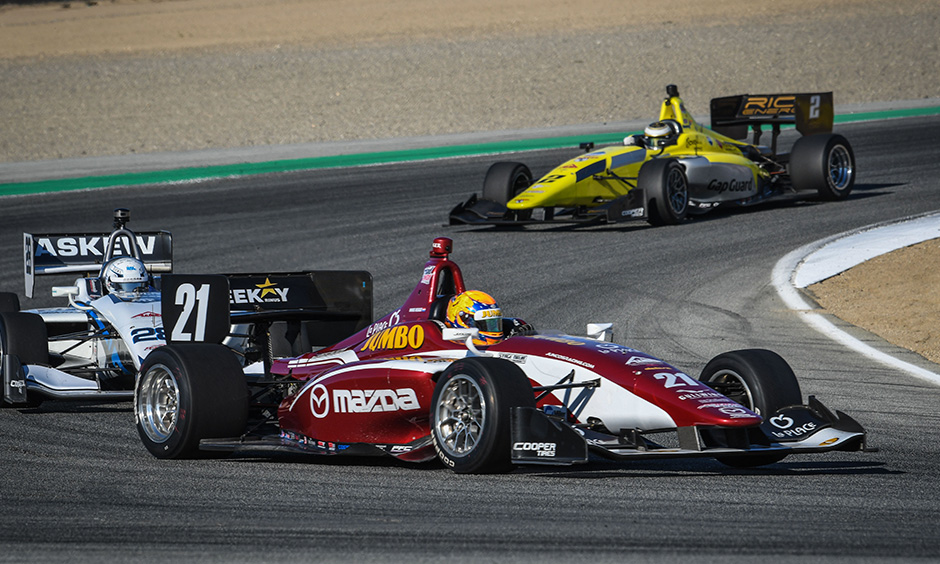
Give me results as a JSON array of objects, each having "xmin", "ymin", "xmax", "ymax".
[
  {"xmin": 827, "ymin": 145, "xmax": 853, "ymax": 190},
  {"xmin": 434, "ymin": 375, "xmax": 486, "ymax": 457},
  {"xmin": 666, "ymin": 167, "xmax": 688, "ymax": 215},
  {"xmin": 136, "ymin": 363, "xmax": 180, "ymax": 443},
  {"xmin": 707, "ymin": 369, "xmax": 758, "ymax": 415}
]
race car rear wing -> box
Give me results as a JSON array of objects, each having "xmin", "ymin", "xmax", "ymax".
[
  {"xmin": 23, "ymin": 230, "xmax": 173, "ymax": 298},
  {"xmin": 226, "ymin": 270, "xmax": 372, "ymax": 325},
  {"xmin": 709, "ymin": 92, "xmax": 834, "ymax": 151},
  {"xmin": 161, "ymin": 271, "xmax": 373, "ymax": 355}
]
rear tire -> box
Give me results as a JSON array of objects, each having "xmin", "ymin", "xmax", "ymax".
[
  {"xmin": 135, "ymin": 344, "xmax": 248, "ymax": 459},
  {"xmin": 639, "ymin": 159, "xmax": 688, "ymax": 226},
  {"xmin": 1, "ymin": 312, "xmax": 48, "ymax": 407},
  {"xmin": 700, "ymin": 349, "xmax": 802, "ymax": 467},
  {"xmin": 482, "ymin": 162, "xmax": 533, "ymax": 221},
  {"xmin": 789, "ymin": 133, "xmax": 855, "ymax": 200},
  {"xmin": 431, "ymin": 357, "xmax": 535, "ymax": 474}
]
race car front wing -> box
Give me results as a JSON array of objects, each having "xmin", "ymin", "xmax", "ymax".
[
  {"xmin": 509, "ymin": 395, "xmax": 870, "ymax": 465},
  {"xmin": 3, "ymin": 354, "xmax": 134, "ymax": 403},
  {"xmin": 449, "ymin": 189, "xmax": 647, "ymax": 227}
]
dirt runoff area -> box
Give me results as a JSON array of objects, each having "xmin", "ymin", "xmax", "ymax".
[
  {"xmin": 0, "ymin": 0, "xmax": 924, "ymax": 59},
  {"xmin": 1, "ymin": 0, "xmax": 937, "ymax": 161},
  {"xmin": 809, "ymin": 239, "xmax": 940, "ymax": 365},
  {"xmin": 1, "ymin": 0, "xmax": 939, "ymax": 368}
]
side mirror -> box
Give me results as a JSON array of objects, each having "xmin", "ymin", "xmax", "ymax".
[
  {"xmin": 586, "ymin": 323, "xmax": 613, "ymax": 342},
  {"xmin": 51, "ymin": 286, "xmax": 80, "ymax": 298},
  {"xmin": 441, "ymin": 327, "xmax": 497, "ymax": 357},
  {"xmin": 442, "ymin": 327, "xmax": 478, "ymax": 342}
]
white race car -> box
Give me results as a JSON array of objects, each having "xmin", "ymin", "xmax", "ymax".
[
  {"xmin": 1, "ymin": 209, "xmax": 174, "ymax": 405},
  {"xmin": 1, "ymin": 208, "xmax": 371, "ymax": 407}
]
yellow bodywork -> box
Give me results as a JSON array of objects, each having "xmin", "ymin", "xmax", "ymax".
[{"xmin": 507, "ymin": 92, "xmax": 768, "ymax": 211}]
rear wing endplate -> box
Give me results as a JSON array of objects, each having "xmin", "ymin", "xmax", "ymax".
[
  {"xmin": 24, "ymin": 231, "xmax": 173, "ymax": 298},
  {"xmin": 709, "ymin": 92, "xmax": 834, "ymax": 141}
]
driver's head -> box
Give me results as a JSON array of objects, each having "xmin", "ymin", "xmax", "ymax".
[
  {"xmin": 103, "ymin": 256, "xmax": 149, "ymax": 299},
  {"xmin": 644, "ymin": 120, "xmax": 680, "ymax": 148},
  {"xmin": 445, "ymin": 290, "xmax": 503, "ymax": 346}
]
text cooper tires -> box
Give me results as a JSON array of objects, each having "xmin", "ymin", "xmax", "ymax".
[
  {"xmin": 1, "ymin": 312, "xmax": 48, "ymax": 407},
  {"xmin": 482, "ymin": 161, "xmax": 533, "ymax": 221},
  {"xmin": 135, "ymin": 344, "xmax": 248, "ymax": 459},
  {"xmin": 789, "ymin": 133, "xmax": 855, "ymax": 200},
  {"xmin": 638, "ymin": 158, "xmax": 688, "ymax": 226},
  {"xmin": 700, "ymin": 349, "xmax": 803, "ymax": 467},
  {"xmin": 431, "ymin": 357, "xmax": 535, "ymax": 474}
]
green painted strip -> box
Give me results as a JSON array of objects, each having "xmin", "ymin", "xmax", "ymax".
[
  {"xmin": 0, "ymin": 133, "xmax": 630, "ymax": 197},
  {"xmin": 836, "ymin": 105, "xmax": 940, "ymax": 123},
  {"xmin": 2, "ymin": 105, "xmax": 938, "ymax": 197}
]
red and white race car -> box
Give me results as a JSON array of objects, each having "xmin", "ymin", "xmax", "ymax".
[{"xmin": 135, "ymin": 238, "xmax": 869, "ymax": 473}]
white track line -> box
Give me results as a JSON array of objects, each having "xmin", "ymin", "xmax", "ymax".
[{"xmin": 772, "ymin": 211, "xmax": 940, "ymax": 387}]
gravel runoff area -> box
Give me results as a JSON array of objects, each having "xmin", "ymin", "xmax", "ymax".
[
  {"xmin": 1, "ymin": 0, "xmax": 939, "ymax": 370},
  {"xmin": 1, "ymin": 0, "xmax": 937, "ymax": 162},
  {"xmin": 809, "ymin": 238, "xmax": 940, "ymax": 366}
]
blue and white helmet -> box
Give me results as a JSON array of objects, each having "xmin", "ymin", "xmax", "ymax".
[{"xmin": 103, "ymin": 256, "xmax": 149, "ymax": 298}]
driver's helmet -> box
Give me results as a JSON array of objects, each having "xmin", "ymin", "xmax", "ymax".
[
  {"xmin": 445, "ymin": 290, "xmax": 503, "ymax": 346},
  {"xmin": 102, "ymin": 256, "xmax": 150, "ymax": 299},
  {"xmin": 644, "ymin": 120, "xmax": 680, "ymax": 148}
]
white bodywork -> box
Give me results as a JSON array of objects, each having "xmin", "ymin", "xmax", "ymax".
[{"xmin": 21, "ymin": 284, "xmax": 166, "ymax": 401}]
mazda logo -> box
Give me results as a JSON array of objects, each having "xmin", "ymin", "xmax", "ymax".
[{"xmin": 309, "ymin": 383, "xmax": 330, "ymax": 418}]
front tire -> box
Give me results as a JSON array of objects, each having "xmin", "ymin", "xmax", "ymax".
[
  {"xmin": 700, "ymin": 349, "xmax": 802, "ymax": 467},
  {"xmin": 789, "ymin": 133, "xmax": 855, "ymax": 200},
  {"xmin": 482, "ymin": 161, "xmax": 533, "ymax": 221},
  {"xmin": 639, "ymin": 159, "xmax": 688, "ymax": 226},
  {"xmin": 135, "ymin": 344, "xmax": 248, "ymax": 459},
  {"xmin": 431, "ymin": 357, "xmax": 535, "ymax": 474},
  {"xmin": 1, "ymin": 312, "xmax": 48, "ymax": 407}
]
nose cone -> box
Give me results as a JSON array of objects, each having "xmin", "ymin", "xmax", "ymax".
[
  {"xmin": 508, "ymin": 149, "xmax": 611, "ymax": 209},
  {"xmin": 632, "ymin": 371, "xmax": 764, "ymax": 428},
  {"xmin": 506, "ymin": 173, "xmax": 577, "ymax": 209}
]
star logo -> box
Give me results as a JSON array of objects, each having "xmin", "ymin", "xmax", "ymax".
[{"xmin": 256, "ymin": 278, "xmax": 278, "ymax": 298}]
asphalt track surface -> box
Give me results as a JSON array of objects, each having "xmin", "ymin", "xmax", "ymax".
[{"xmin": 2, "ymin": 117, "xmax": 940, "ymax": 563}]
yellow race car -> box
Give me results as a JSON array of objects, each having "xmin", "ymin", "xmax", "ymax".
[{"xmin": 450, "ymin": 85, "xmax": 855, "ymax": 227}]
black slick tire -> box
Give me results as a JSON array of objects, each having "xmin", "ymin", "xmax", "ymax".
[
  {"xmin": 135, "ymin": 344, "xmax": 248, "ymax": 459},
  {"xmin": 482, "ymin": 162, "xmax": 533, "ymax": 221},
  {"xmin": 430, "ymin": 357, "xmax": 535, "ymax": 474},
  {"xmin": 0, "ymin": 292, "xmax": 20, "ymax": 313},
  {"xmin": 0, "ymin": 312, "xmax": 48, "ymax": 407},
  {"xmin": 639, "ymin": 158, "xmax": 689, "ymax": 226},
  {"xmin": 789, "ymin": 133, "xmax": 855, "ymax": 200},
  {"xmin": 700, "ymin": 349, "xmax": 803, "ymax": 467}
]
